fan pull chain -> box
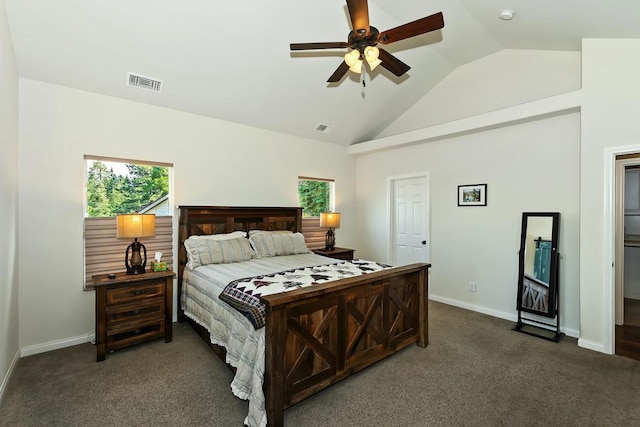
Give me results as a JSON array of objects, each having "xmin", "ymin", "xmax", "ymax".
[{"xmin": 361, "ymin": 72, "xmax": 366, "ymax": 98}]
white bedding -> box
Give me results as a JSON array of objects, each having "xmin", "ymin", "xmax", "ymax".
[{"xmin": 181, "ymin": 253, "xmax": 337, "ymax": 427}]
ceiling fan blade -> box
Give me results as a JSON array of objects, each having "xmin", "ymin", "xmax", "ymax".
[
  {"xmin": 378, "ymin": 12, "xmax": 444, "ymax": 44},
  {"xmin": 346, "ymin": 0, "xmax": 370, "ymax": 35},
  {"xmin": 290, "ymin": 42, "xmax": 349, "ymax": 50},
  {"xmin": 327, "ymin": 61, "xmax": 350, "ymax": 83},
  {"xmin": 378, "ymin": 49, "xmax": 410, "ymax": 77}
]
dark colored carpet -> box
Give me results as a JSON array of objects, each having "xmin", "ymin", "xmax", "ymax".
[{"xmin": 2, "ymin": 301, "xmax": 640, "ymax": 426}]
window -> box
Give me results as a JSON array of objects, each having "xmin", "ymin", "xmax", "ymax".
[
  {"xmin": 298, "ymin": 176, "xmax": 335, "ymax": 249},
  {"xmin": 83, "ymin": 156, "xmax": 173, "ymax": 288},
  {"xmin": 297, "ymin": 176, "xmax": 334, "ymax": 218},
  {"xmin": 85, "ymin": 157, "xmax": 170, "ymax": 216}
]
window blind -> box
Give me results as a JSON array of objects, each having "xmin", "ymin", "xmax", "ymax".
[
  {"xmin": 301, "ymin": 217, "xmax": 326, "ymax": 249},
  {"xmin": 84, "ymin": 216, "xmax": 173, "ymax": 289}
]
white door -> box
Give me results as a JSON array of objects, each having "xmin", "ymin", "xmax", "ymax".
[{"xmin": 393, "ymin": 176, "xmax": 430, "ymax": 265}]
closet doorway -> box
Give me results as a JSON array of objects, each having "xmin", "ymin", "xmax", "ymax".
[{"xmin": 615, "ymin": 154, "xmax": 640, "ymax": 361}]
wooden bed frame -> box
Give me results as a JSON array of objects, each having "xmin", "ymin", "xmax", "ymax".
[{"xmin": 177, "ymin": 206, "xmax": 430, "ymax": 426}]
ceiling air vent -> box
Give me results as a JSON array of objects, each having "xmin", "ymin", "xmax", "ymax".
[
  {"xmin": 127, "ymin": 73, "xmax": 162, "ymax": 92},
  {"xmin": 315, "ymin": 123, "xmax": 333, "ymax": 133}
]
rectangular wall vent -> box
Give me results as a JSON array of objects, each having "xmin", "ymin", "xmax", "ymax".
[
  {"xmin": 315, "ymin": 123, "xmax": 333, "ymax": 133},
  {"xmin": 127, "ymin": 73, "xmax": 162, "ymax": 92}
]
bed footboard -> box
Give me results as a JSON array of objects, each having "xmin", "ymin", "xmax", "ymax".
[{"xmin": 262, "ymin": 262, "xmax": 430, "ymax": 426}]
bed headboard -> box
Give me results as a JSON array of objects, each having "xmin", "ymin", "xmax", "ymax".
[{"xmin": 176, "ymin": 206, "xmax": 303, "ymax": 318}]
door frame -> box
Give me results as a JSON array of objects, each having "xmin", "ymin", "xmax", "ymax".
[
  {"xmin": 605, "ymin": 145, "xmax": 640, "ymax": 354},
  {"xmin": 387, "ymin": 173, "xmax": 430, "ymax": 265}
]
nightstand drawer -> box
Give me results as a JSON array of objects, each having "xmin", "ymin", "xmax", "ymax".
[
  {"xmin": 106, "ymin": 281, "xmax": 164, "ymax": 305},
  {"xmin": 107, "ymin": 315, "xmax": 165, "ymax": 336},
  {"xmin": 106, "ymin": 297, "xmax": 165, "ymax": 325},
  {"xmin": 106, "ymin": 321, "xmax": 165, "ymax": 349}
]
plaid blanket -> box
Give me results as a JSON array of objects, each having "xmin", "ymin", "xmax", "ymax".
[{"xmin": 219, "ymin": 260, "xmax": 391, "ymax": 329}]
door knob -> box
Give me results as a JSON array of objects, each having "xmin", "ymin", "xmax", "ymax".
[{"xmin": 422, "ymin": 240, "xmax": 427, "ymax": 245}]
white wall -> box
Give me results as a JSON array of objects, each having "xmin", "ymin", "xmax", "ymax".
[
  {"xmin": 624, "ymin": 247, "xmax": 640, "ymax": 299},
  {"xmin": 580, "ymin": 39, "xmax": 640, "ymax": 352},
  {"xmin": 378, "ymin": 49, "xmax": 581, "ymax": 137},
  {"xmin": 17, "ymin": 79, "xmax": 356, "ymax": 352},
  {"xmin": 0, "ymin": 0, "xmax": 20, "ymax": 401},
  {"xmin": 355, "ymin": 49, "xmax": 582, "ymax": 335},
  {"xmin": 355, "ymin": 113, "xmax": 581, "ymax": 333}
]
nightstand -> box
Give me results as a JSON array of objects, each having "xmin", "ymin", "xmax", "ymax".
[
  {"xmin": 91, "ymin": 270, "xmax": 175, "ymax": 362},
  {"xmin": 312, "ymin": 247, "xmax": 355, "ymax": 261}
]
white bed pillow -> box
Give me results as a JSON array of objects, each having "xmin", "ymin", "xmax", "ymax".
[
  {"xmin": 249, "ymin": 232, "xmax": 310, "ymax": 258},
  {"xmin": 188, "ymin": 231, "xmax": 247, "ymax": 240},
  {"xmin": 184, "ymin": 236, "xmax": 255, "ymax": 268}
]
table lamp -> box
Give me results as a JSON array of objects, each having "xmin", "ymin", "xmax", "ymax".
[
  {"xmin": 116, "ymin": 214, "xmax": 156, "ymax": 274},
  {"xmin": 320, "ymin": 212, "xmax": 340, "ymax": 251}
]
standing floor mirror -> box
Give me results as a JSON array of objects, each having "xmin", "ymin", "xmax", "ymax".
[{"xmin": 513, "ymin": 212, "xmax": 565, "ymax": 342}]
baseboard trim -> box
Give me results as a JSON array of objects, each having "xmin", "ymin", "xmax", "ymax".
[
  {"xmin": 0, "ymin": 350, "xmax": 20, "ymax": 405},
  {"xmin": 624, "ymin": 291, "xmax": 640, "ymax": 300},
  {"xmin": 20, "ymin": 333, "xmax": 91, "ymax": 358},
  {"xmin": 429, "ymin": 294, "xmax": 516, "ymax": 322},
  {"xmin": 428, "ymin": 294, "xmax": 580, "ymax": 339}
]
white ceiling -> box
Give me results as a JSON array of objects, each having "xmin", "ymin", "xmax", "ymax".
[{"xmin": 6, "ymin": 0, "xmax": 640, "ymax": 146}]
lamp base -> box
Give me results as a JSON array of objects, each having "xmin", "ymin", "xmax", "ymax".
[
  {"xmin": 126, "ymin": 264, "xmax": 147, "ymax": 275},
  {"xmin": 324, "ymin": 228, "xmax": 335, "ymax": 251},
  {"xmin": 125, "ymin": 240, "xmax": 148, "ymax": 275}
]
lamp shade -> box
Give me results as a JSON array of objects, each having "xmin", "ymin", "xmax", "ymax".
[
  {"xmin": 344, "ymin": 50, "xmax": 363, "ymax": 74},
  {"xmin": 363, "ymin": 46, "xmax": 381, "ymax": 70},
  {"xmin": 348, "ymin": 59, "xmax": 363, "ymax": 73},
  {"xmin": 344, "ymin": 49, "xmax": 360, "ymax": 66},
  {"xmin": 116, "ymin": 214, "xmax": 156, "ymax": 239},
  {"xmin": 320, "ymin": 212, "xmax": 341, "ymax": 229},
  {"xmin": 364, "ymin": 46, "xmax": 379, "ymax": 61}
]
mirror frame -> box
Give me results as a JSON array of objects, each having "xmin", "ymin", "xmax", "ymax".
[{"xmin": 516, "ymin": 212, "xmax": 560, "ymax": 318}]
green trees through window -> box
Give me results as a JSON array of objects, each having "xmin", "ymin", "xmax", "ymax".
[
  {"xmin": 298, "ymin": 178, "xmax": 333, "ymax": 218},
  {"xmin": 86, "ymin": 160, "xmax": 169, "ymax": 217}
]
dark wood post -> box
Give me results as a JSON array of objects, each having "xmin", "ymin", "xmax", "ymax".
[
  {"xmin": 417, "ymin": 266, "xmax": 429, "ymax": 348},
  {"xmin": 264, "ymin": 301, "xmax": 286, "ymax": 426}
]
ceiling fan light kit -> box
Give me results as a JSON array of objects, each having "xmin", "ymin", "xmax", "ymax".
[
  {"xmin": 343, "ymin": 47, "xmax": 381, "ymax": 73},
  {"xmin": 290, "ymin": 0, "xmax": 444, "ymax": 84}
]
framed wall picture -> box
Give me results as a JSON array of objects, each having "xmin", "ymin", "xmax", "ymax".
[{"xmin": 458, "ymin": 183, "xmax": 487, "ymax": 206}]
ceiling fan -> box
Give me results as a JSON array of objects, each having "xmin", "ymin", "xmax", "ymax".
[{"xmin": 290, "ymin": 0, "xmax": 444, "ymax": 83}]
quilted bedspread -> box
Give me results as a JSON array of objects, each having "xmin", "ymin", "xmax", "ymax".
[{"xmin": 219, "ymin": 260, "xmax": 391, "ymax": 329}]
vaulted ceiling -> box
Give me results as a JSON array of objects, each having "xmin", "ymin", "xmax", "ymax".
[{"xmin": 6, "ymin": 0, "xmax": 640, "ymax": 146}]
